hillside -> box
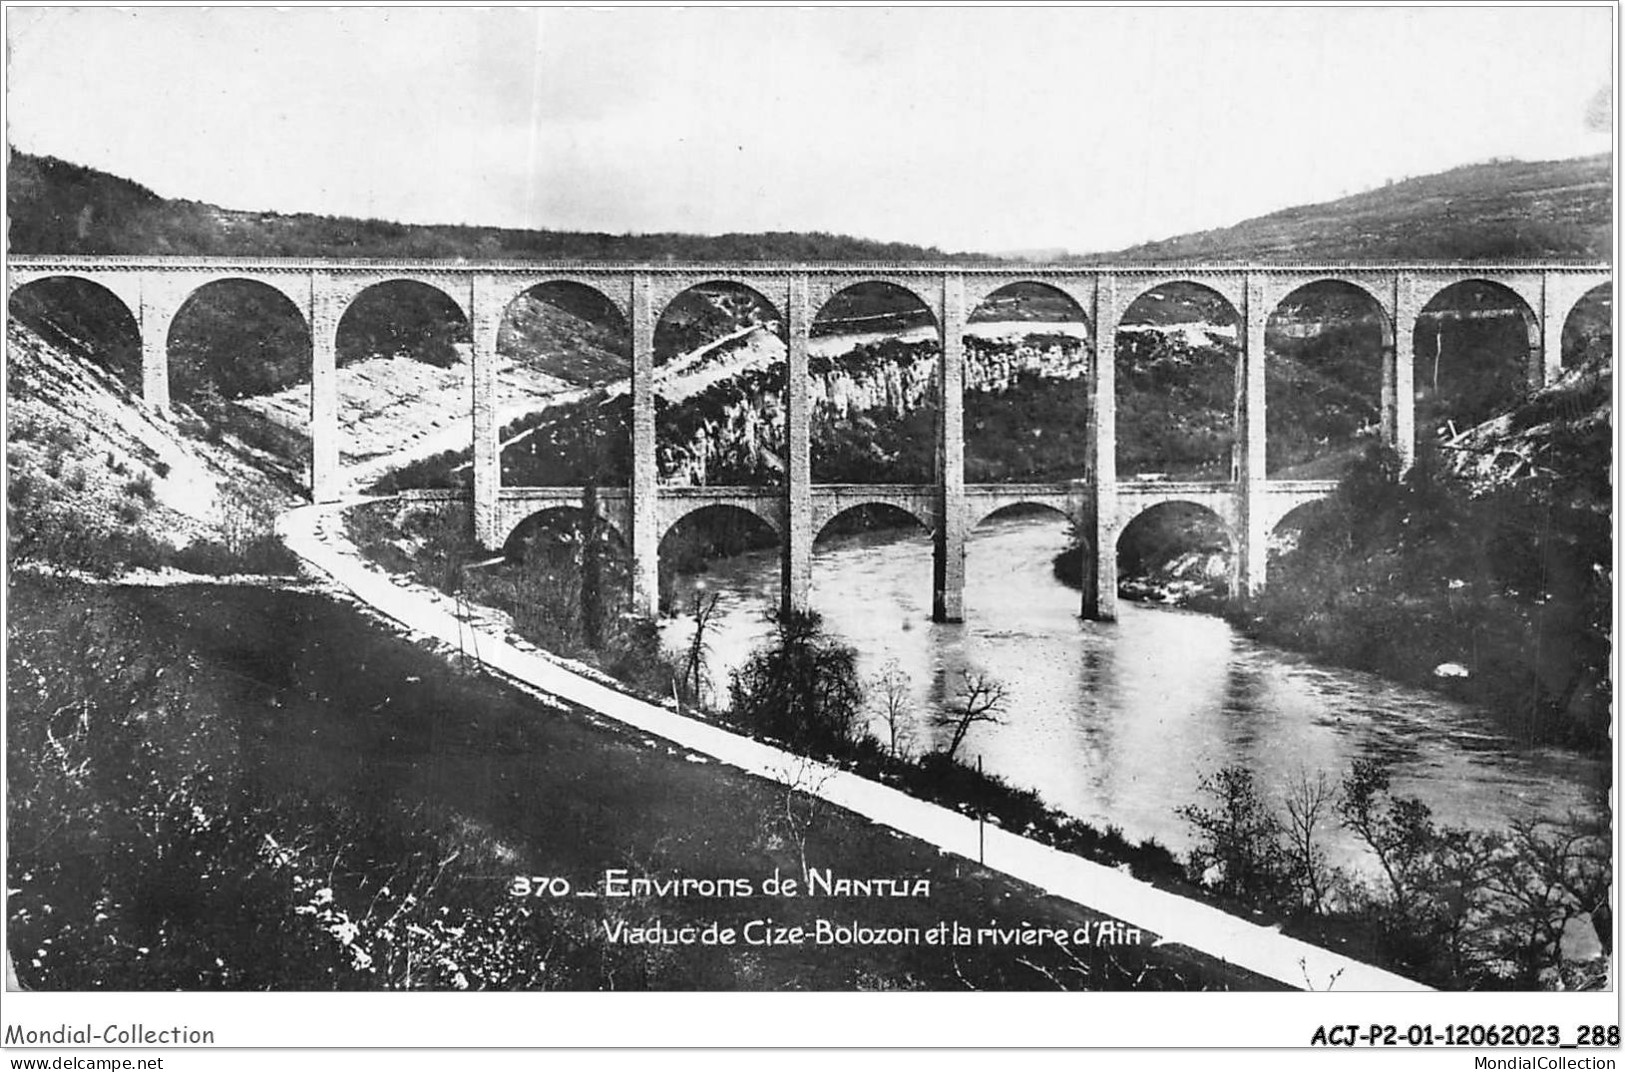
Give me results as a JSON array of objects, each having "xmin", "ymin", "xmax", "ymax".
[
  {"xmin": 6, "ymin": 318, "xmax": 300, "ymax": 576},
  {"xmin": 1081, "ymin": 155, "xmax": 1612, "ymax": 263},
  {"xmin": 6, "ymin": 151, "xmax": 986, "ymax": 263},
  {"xmin": 1252, "ymin": 345, "xmax": 1612, "ymax": 748},
  {"xmin": 11, "ymin": 150, "xmax": 1610, "ymax": 265}
]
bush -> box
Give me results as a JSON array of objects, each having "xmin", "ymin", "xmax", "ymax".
[
  {"xmin": 1249, "ymin": 440, "xmax": 1612, "ymax": 749},
  {"xmin": 1177, "ymin": 765, "xmax": 1291, "ymax": 907},
  {"xmin": 907, "ymin": 751, "xmax": 1051, "ymax": 831},
  {"xmin": 728, "ymin": 610, "xmax": 865, "ymax": 755},
  {"xmin": 171, "ymin": 535, "xmax": 301, "ymax": 577},
  {"xmin": 7, "ymin": 467, "xmax": 168, "ymax": 577},
  {"xmin": 1177, "ymin": 756, "xmax": 1612, "ymax": 989},
  {"xmin": 124, "ymin": 472, "xmax": 155, "ymax": 502}
]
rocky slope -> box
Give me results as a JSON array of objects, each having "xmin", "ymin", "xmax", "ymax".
[{"xmin": 6, "ymin": 319, "xmax": 300, "ymax": 572}]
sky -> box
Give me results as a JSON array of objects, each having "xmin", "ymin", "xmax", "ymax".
[{"xmin": 3, "ymin": 5, "xmax": 1614, "ymax": 254}]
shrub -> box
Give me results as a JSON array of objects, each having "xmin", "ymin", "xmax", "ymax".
[
  {"xmin": 1330, "ymin": 757, "xmax": 1600, "ymax": 987},
  {"xmin": 171, "ymin": 535, "xmax": 300, "ymax": 577},
  {"xmin": 1177, "ymin": 765, "xmax": 1291, "ymax": 907},
  {"xmin": 1175, "ymin": 755, "xmax": 1612, "ymax": 989},
  {"xmin": 728, "ymin": 609, "xmax": 865, "ymax": 755},
  {"xmin": 7, "ymin": 460, "xmax": 167, "ymax": 578},
  {"xmin": 123, "ymin": 472, "xmax": 155, "ymax": 502}
]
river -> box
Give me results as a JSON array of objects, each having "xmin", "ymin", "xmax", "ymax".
[{"xmin": 662, "ymin": 512, "xmax": 1608, "ymax": 872}]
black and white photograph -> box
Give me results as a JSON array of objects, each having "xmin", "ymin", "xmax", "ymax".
[{"xmin": 1, "ymin": 2, "xmax": 1617, "ymax": 1059}]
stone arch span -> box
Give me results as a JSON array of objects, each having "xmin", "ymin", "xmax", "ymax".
[
  {"xmin": 1269, "ymin": 274, "xmax": 1394, "ymax": 322},
  {"xmin": 964, "ymin": 278, "xmax": 1093, "ymax": 328},
  {"xmin": 809, "ymin": 278, "xmax": 941, "ymax": 330},
  {"xmin": 1115, "ymin": 499, "xmax": 1239, "ymax": 601},
  {"xmin": 1414, "ymin": 273, "xmax": 1542, "ymax": 336},
  {"xmin": 1115, "ymin": 280, "xmax": 1242, "ymax": 481},
  {"xmin": 1413, "ymin": 278, "xmax": 1538, "ymax": 435},
  {"xmin": 8, "ymin": 275, "xmax": 144, "ymax": 392},
  {"xmin": 1260, "ymin": 486, "xmax": 1330, "ymax": 533},
  {"xmin": 336, "ymin": 279, "xmax": 472, "ymax": 367},
  {"xmin": 8, "ymin": 268, "xmax": 143, "ymax": 324},
  {"xmin": 655, "ymin": 280, "xmax": 789, "ymax": 359},
  {"xmin": 1420, "ymin": 275, "xmax": 1539, "ymax": 325},
  {"xmin": 968, "ymin": 498, "xmax": 1081, "ymax": 532},
  {"xmin": 499, "ymin": 278, "xmax": 630, "ymax": 331},
  {"xmin": 496, "ymin": 279, "xmax": 631, "ymax": 394},
  {"xmin": 1113, "ymin": 274, "xmax": 1245, "ymax": 326},
  {"xmin": 963, "ymin": 282, "xmax": 1094, "ymax": 485},
  {"xmin": 1115, "ymin": 499, "xmax": 1239, "ymax": 550},
  {"xmin": 8, "ymin": 272, "xmax": 140, "ymax": 330},
  {"xmin": 808, "ymin": 283, "xmax": 943, "ymax": 486},
  {"xmin": 503, "ymin": 504, "xmax": 630, "ymax": 561},
  {"xmin": 1560, "ymin": 282, "xmax": 1611, "ymax": 371},
  {"xmin": 658, "ymin": 498, "xmax": 783, "ymax": 545},
  {"xmin": 812, "ymin": 497, "xmax": 934, "ymax": 541},
  {"xmin": 1265, "ymin": 278, "xmax": 1393, "ymax": 478},
  {"xmin": 494, "ymin": 275, "xmax": 631, "ymax": 329},
  {"xmin": 654, "ymin": 279, "xmax": 790, "ymax": 490},
  {"xmin": 1270, "ymin": 277, "xmax": 1394, "ymax": 335},
  {"xmin": 172, "ymin": 271, "xmax": 310, "ymax": 322},
  {"xmin": 652, "ymin": 278, "xmax": 787, "ymax": 331},
  {"xmin": 658, "ymin": 503, "xmax": 782, "ymax": 617},
  {"xmin": 1269, "ymin": 498, "xmax": 1336, "ymax": 542},
  {"xmin": 165, "ymin": 277, "xmax": 312, "ymax": 403},
  {"xmin": 330, "ymin": 274, "xmax": 472, "ymax": 329}
]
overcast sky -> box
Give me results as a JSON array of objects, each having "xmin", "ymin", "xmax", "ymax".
[{"xmin": 5, "ymin": 6, "xmax": 1614, "ymax": 254}]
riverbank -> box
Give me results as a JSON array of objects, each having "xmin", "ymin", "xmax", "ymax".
[
  {"xmin": 291, "ymin": 497, "xmax": 1432, "ymax": 990},
  {"xmin": 11, "ymin": 569, "xmax": 1282, "ymax": 991},
  {"xmin": 1051, "ymin": 535, "xmax": 1610, "ymax": 757}
]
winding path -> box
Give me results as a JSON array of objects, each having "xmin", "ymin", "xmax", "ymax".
[{"xmin": 276, "ymin": 497, "xmax": 1429, "ymax": 992}]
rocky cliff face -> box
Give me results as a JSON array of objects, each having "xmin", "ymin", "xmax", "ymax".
[{"xmin": 656, "ymin": 327, "xmax": 1088, "ymax": 485}]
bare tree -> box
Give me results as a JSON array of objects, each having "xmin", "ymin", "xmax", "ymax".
[
  {"xmin": 679, "ymin": 589, "xmax": 721, "ymax": 708},
  {"xmin": 578, "ymin": 482, "xmax": 605, "ymax": 648},
  {"xmin": 934, "ymin": 669, "xmax": 1008, "ymax": 761},
  {"xmin": 762, "ymin": 757, "xmax": 835, "ymax": 884},
  {"xmin": 1281, "ymin": 769, "xmax": 1339, "ymax": 915},
  {"xmin": 868, "ymin": 659, "xmax": 914, "ymax": 759}
]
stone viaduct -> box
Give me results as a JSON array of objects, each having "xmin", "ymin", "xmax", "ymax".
[{"xmin": 8, "ymin": 257, "xmax": 1611, "ymax": 622}]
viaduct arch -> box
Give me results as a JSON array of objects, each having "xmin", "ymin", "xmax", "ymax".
[{"xmin": 8, "ymin": 257, "xmax": 1610, "ymax": 623}]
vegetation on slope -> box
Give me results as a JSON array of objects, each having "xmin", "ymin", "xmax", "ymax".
[
  {"xmin": 1248, "ymin": 350, "xmax": 1613, "ymax": 749},
  {"xmin": 1082, "ymin": 155, "xmax": 1611, "ymax": 264},
  {"xmin": 8, "ymin": 151, "xmax": 986, "ymax": 263},
  {"xmin": 343, "ymin": 495, "xmax": 1611, "ymax": 991},
  {"xmin": 5, "ymin": 321, "xmax": 300, "ymax": 576},
  {"xmin": 12, "ymin": 574, "xmax": 1260, "ymax": 991}
]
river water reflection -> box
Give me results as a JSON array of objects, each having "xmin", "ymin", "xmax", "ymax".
[{"xmin": 661, "ymin": 513, "xmax": 1608, "ymax": 871}]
